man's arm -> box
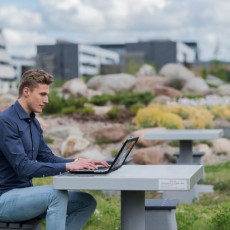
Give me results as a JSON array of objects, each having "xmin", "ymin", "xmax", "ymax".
[
  {"xmin": 0, "ymin": 119, "xmax": 67, "ymax": 177},
  {"xmin": 37, "ymin": 134, "xmax": 74, "ymax": 163}
]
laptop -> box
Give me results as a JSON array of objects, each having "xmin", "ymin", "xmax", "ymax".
[{"xmin": 70, "ymin": 136, "xmax": 139, "ymax": 174}]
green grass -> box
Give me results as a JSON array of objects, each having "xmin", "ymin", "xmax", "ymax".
[{"xmin": 33, "ymin": 160, "xmax": 230, "ymax": 230}]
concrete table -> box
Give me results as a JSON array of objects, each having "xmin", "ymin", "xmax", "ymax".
[
  {"xmin": 145, "ymin": 129, "xmax": 223, "ymax": 164},
  {"xmin": 53, "ymin": 165, "xmax": 203, "ymax": 230},
  {"xmin": 145, "ymin": 129, "xmax": 223, "ymax": 202}
]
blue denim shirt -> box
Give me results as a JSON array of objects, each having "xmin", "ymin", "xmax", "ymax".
[{"xmin": 0, "ymin": 101, "xmax": 73, "ymax": 196}]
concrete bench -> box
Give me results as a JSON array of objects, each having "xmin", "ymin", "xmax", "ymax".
[
  {"xmin": 0, "ymin": 218, "xmax": 42, "ymax": 230},
  {"xmin": 174, "ymin": 151, "xmax": 205, "ymax": 180},
  {"xmin": 174, "ymin": 151, "xmax": 205, "ymax": 165},
  {"xmin": 145, "ymin": 199, "xmax": 179, "ymax": 230}
]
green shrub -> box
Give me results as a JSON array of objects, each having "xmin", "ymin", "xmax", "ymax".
[
  {"xmin": 128, "ymin": 103, "xmax": 143, "ymax": 116},
  {"xmin": 43, "ymin": 90, "xmax": 64, "ymax": 114},
  {"xmin": 107, "ymin": 107, "xmax": 122, "ymax": 119},
  {"xmin": 121, "ymin": 97, "xmax": 139, "ymax": 108},
  {"xmin": 75, "ymin": 97, "xmax": 88, "ymax": 108},
  {"xmin": 44, "ymin": 136, "xmax": 54, "ymax": 144},
  {"xmin": 79, "ymin": 106, "xmax": 95, "ymax": 115},
  {"xmin": 137, "ymin": 92, "xmax": 154, "ymax": 105},
  {"xmin": 61, "ymin": 106, "xmax": 76, "ymax": 115},
  {"xmin": 90, "ymin": 95, "xmax": 111, "ymax": 106}
]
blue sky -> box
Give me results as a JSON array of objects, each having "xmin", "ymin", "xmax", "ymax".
[{"xmin": 0, "ymin": 0, "xmax": 229, "ymax": 61}]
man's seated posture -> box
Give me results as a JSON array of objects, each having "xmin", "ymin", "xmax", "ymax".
[{"xmin": 0, "ymin": 69, "xmax": 109, "ymax": 230}]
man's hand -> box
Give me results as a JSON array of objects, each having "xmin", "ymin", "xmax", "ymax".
[{"xmin": 66, "ymin": 158, "xmax": 110, "ymax": 171}]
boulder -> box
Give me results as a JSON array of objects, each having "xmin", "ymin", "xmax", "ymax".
[
  {"xmin": 194, "ymin": 144, "xmax": 213, "ymax": 165},
  {"xmin": 153, "ymin": 85, "xmax": 182, "ymax": 98},
  {"xmin": 93, "ymin": 105, "xmax": 113, "ymax": 115},
  {"xmin": 87, "ymin": 89, "xmax": 102, "ymax": 100},
  {"xmin": 0, "ymin": 93, "xmax": 17, "ymax": 105},
  {"xmin": 36, "ymin": 116, "xmax": 49, "ymax": 131},
  {"xmin": 75, "ymin": 148, "xmax": 105, "ymax": 160},
  {"xmin": 61, "ymin": 135, "xmax": 90, "ymax": 157},
  {"xmin": 131, "ymin": 146, "xmax": 166, "ymax": 165},
  {"xmin": 45, "ymin": 126, "xmax": 83, "ymax": 139},
  {"xmin": 135, "ymin": 64, "xmax": 156, "ymax": 77},
  {"xmin": 182, "ymin": 77, "xmax": 209, "ymax": 95},
  {"xmin": 92, "ymin": 126, "xmax": 128, "ymax": 143},
  {"xmin": 61, "ymin": 78, "xmax": 88, "ymax": 97},
  {"xmin": 132, "ymin": 76, "xmax": 167, "ymax": 93},
  {"xmin": 217, "ymin": 84, "xmax": 230, "ymax": 96},
  {"xmin": 212, "ymin": 138, "xmax": 230, "ymax": 155},
  {"xmin": 130, "ymin": 128, "xmax": 166, "ymax": 147},
  {"xmin": 151, "ymin": 95, "xmax": 171, "ymax": 104},
  {"xmin": 206, "ymin": 75, "xmax": 224, "ymax": 86},
  {"xmin": 159, "ymin": 63, "xmax": 195, "ymax": 88},
  {"xmin": 87, "ymin": 73, "xmax": 136, "ymax": 94}
]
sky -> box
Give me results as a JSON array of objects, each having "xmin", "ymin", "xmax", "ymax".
[{"xmin": 0, "ymin": 0, "xmax": 229, "ymax": 61}]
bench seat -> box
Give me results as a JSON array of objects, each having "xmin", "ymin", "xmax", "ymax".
[
  {"xmin": 0, "ymin": 218, "xmax": 42, "ymax": 230},
  {"xmin": 145, "ymin": 199, "xmax": 179, "ymax": 230}
]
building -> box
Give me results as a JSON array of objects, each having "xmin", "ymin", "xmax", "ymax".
[
  {"xmin": 11, "ymin": 56, "xmax": 35, "ymax": 82},
  {"xmin": 0, "ymin": 23, "xmax": 16, "ymax": 94},
  {"xmin": 36, "ymin": 41, "xmax": 120, "ymax": 79},
  {"xmin": 98, "ymin": 40, "xmax": 198, "ymax": 71}
]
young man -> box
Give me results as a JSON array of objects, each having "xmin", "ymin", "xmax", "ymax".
[{"xmin": 0, "ymin": 69, "xmax": 109, "ymax": 230}]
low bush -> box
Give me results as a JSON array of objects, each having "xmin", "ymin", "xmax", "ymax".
[
  {"xmin": 90, "ymin": 95, "xmax": 111, "ymax": 106},
  {"xmin": 106, "ymin": 107, "xmax": 122, "ymax": 119},
  {"xmin": 210, "ymin": 105, "xmax": 230, "ymax": 121},
  {"xmin": 132, "ymin": 106, "xmax": 184, "ymax": 129},
  {"xmin": 78, "ymin": 106, "xmax": 95, "ymax": 116},
  {"xmin": 43, "ymin": 90, "xmax": 64, "ymax": 114},
  {"xmin": 61, "ymin": 106, "xmax": 76, "ymax": 115},
  {"xmin": 128, "ymin": 103, "xmax": 143, "ymax": 116}
]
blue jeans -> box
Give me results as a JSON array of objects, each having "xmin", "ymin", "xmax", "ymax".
[{"xmin": 0, "ymin": 185, "xmax": 96, "ymax": 230}]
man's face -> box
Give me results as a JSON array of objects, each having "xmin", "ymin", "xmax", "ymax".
[{"xmin": 25, "ymin": 83, "xmax": 50, "ymax": 114}]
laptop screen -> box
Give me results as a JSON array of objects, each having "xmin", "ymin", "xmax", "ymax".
[{"xmin": 109, "ymin": 137, "xmax": 138, "ymax": 172}]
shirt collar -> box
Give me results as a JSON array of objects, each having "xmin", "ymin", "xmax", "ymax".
[{"xmin": 14, "ymin": 100, "xmax": 36, "ymax": 120}]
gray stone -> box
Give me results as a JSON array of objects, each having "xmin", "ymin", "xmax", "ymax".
[
  {"xmin": 135, "ymin": 64, "xmax": 156, "ymax": 77},
  {"xmin": 62, "ymin": 78, "xmax": 88, "ymax": 97},
  {"xmin": 182, "ymin": 77, "xmax": 209, "ymax": 95},
  {"xmin": 61, "ymin": 135, "xmax": 90, "ymax": 157},
  {"xmin": 159, "ymin": 63, "xmax": 195, "ymax": 88},
  {"xmin": 206, "ymin": 75, "xmax": 224, "ymax": 86},
  {"xmin": 46, "ymin": 126, "xmax": 83, "ymax": 139},
  {"xmin": 132, "ymin": 76, "xmax": 167, "ymax": 93},
  {"xmin": 87, "ymin": 73, "xmax": 136, "ymax": 94},
  {"xmin": 217, "ymin": 84, "xmax": 230, "ymax": 96}
]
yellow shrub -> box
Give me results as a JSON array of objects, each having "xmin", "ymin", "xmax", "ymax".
[
  {"xmin": 188, "ymin": 107, "xmax": 214, "ymax": 129},
  {"xmin": 132, "ymin": 106, "xmax": 184, "ymax": 129},
  {"xmin": 161, "ymin": 113, "xmax": 184, "ymax": 129},
  {"xmin": 169, "ymin": 105, "xmax": 195, "ymax": 119},
  {"xmin": 132, "ymin": 107, "xmax": 163, "ymax": 128},
  {"xmin": 210, "ymin": 105, "xmax": 230, "ymax": 121}
]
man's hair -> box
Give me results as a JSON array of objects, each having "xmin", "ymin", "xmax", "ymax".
[{"xmin": 18, "ymin": 69, "xmax": 54, "ymax": 97}]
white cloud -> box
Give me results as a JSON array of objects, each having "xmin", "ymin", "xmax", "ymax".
[
  {"xmin": 0, "ymin": 0, "xmax": 230, "ymax": 60},
  {"xmin": 3, "ymin": 29, "xmax": 54, "ymax": 57},
  {"xmin": 0, "ymin": 5, "xmax": 44, "ymax": 30}
]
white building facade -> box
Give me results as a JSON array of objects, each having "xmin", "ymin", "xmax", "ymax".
[
  {"xmin": 0, "ymin": 24, "xmax": 16, "ymax": 94},
  {"xmin": 78, "ymin": 44, "xmax": 120, "ymax": 76}
]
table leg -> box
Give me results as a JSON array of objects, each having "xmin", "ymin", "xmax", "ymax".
[
  {"xmin": 178, "ymin": 140, "xmax": 193, "ymax": 164},
  {"xmin": 121, "ymin": 190, "xmax": 145, "ymax": 230}
]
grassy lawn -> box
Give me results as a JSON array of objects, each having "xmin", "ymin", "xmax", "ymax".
[{"xmin": 33, "ymin": 161, "xmax": 230, "ymax": 230}]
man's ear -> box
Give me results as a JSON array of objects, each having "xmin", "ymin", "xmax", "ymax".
[{"xmin": 22, "ymin": 87, "xmax": 31, "ymax": 97}]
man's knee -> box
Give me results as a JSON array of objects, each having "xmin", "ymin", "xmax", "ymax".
[{"xmin": 48, "ymin": 186, "xmax": 68, "ymax": 205}]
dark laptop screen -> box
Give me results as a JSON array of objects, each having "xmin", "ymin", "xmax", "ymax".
[{"xmin": 110, "ymin": 137, "xmax": 138, "ymax": 171}]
